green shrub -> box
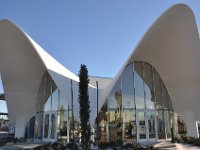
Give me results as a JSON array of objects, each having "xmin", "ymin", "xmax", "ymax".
[
  {"xmin": 33, "ymin": 143, "xmax": 51, "ymax": 150},
  {"xmin": 66, "ymin": 142, "xmax": 79, "ymax": 149},
  {"xmin": 51, "ymin": 142, "xmax": 66, "ymax": 150},
  {"xmin": 181, "ymin": 134, "xmax": 189, "ymax": 143},
  {"xmin": 99, "ymin": 141, "xmax": 117, "ymax": 148},
  {"xmin": 174, "ymin": 135, "xmax": 181, "ymax": 143},
  {"xmin": 99, "ymin": 142, "xmax": 159, "ymax": 150},
  {"xmin": 180, "ymin": 135, "xmax": 200, "ymax": 147}
]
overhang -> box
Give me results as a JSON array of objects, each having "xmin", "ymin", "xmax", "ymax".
[
  {"xmin": 101, "ymin": 4, "xmax": 200, "ymax": 135},
  {"xmin": 130, "ymin": 4, "xmax": 200, "ymax": 119}
]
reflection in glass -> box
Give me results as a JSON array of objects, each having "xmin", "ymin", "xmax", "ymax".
[
  {"xmin": 122, "ymin": 64, "xmax": 136, "ymax": 143},
  {"xmin": 52, "ymin": 89, "xmax": 59, "ymax": 111},
  {"xmin": 153, "ymin": 69, "xmax": 163, "ymax": 109},
  {"xmin": 147, "ymin": 111, "xmax": 156, "ymax": 138},
  {"xmin": 35, "ymin": 112, "xmax": 43, "ymax": 139},
  {"xmin": 50, "ymin": 114, "xmax": 56, "ymax": 139},
  {"xmin": 138, "ymin": 112, "xmax": 146, "ymax": 139},
  {"xmin": 108, "ymin": 78, "xmax": 123, "ymax": 142},
  {"xmin": 35, "ymin": 71, "xmax": 59, "ymax": 140},
  {"xmin": 44, "ymin": 97, "xmax": 51, "ymax": 111},
  {"xmin": 58, "ymin": 106, "xmax": 68, "ymax": 137},
  {"xmin": 95, "ymin": 61, "xmax": 174, "ymax": 143},
  {"xmin": 58, "ymin": 107, "xmax": 73, "ymax": 142},
  {"xmin": 134, "ymin": 62, "xmax": 145, "ymax": 109},
  {"xmin": 44, "ymin": 114, "xmax": 49, "ymax": 138},
  {"xmin": 124, "ymin": 110, "xmax": 136, "ymax": 142},
  {"xmin": 162, "ymin": 83, "xmax": 170, "ymax": 109},
  {"xmin": 157, "ymin": 110, "xmax": 165, "ymax": 139},
  {"xmin": 98, "ymin": 102, "xmax": 108, "ymax": 143},
  {"xmin": 164, "ymin": 110, "xmax": 171, "ymax": 138},
  {"xmin": 122, "ymin": 64, "xmax": 135, "ymax": 109},
  {"xmin": 143, "ymin": 63, "xmax": 155, "ymax": 109}
]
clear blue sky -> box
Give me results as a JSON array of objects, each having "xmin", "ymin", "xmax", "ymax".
[
  {"xmin": 0, "ymin": 0, "xmax": 200, "ymax": 112},
  {"xmin": 1, "ymin": 0, "xmax": 200, "ymax": 77}
]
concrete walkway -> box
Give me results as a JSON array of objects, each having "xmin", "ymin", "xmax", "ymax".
[
  {"xmin": 154, "ymin": 141, "xmax": 200, "ymax": 150},
  {"xmin": 0, "ymin": 142, "xmax": 44, "ymax": 150},
  {"xmin": 2, "ymin": 141, "xmax": 200, "ymax": 150},
  {"xmin": 0, "ymin": 142, "xmax": 99, "ymax": 150}
]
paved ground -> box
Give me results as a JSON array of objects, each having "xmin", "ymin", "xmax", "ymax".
[
  {"xmin": 0, "ymin": 142, "xmax": 41, "ymax": 150},
  {"xmin": 154, "ymin": 141, "xmax": 200, "ymax": 150},
  {"xmin": 0, "ymin": 142, "xmax": 99, "ymax": 150},
  {"xmin": 1, "ymin": 141, "xmax": 200, "ymax": 150}
]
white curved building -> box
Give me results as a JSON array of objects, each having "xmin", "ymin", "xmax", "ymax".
[
  {"xmin": 0, "ymin": 19, "xmax": 99, "ymax": 141},
  {"xmin": 0, "ymin": 4, "xmax": 200, "ymax": 144}
]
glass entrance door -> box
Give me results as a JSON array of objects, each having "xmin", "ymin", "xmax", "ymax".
[
  {"xmin": 136, "ymin": 110, "xmax": 157, "ymax": 143},
  {"xmin": 43, "ymin": 112, "xmax": 57, "ymax": 141}
]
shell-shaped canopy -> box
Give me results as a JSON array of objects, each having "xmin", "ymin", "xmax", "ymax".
[
  {"xmin": 100, "ymin": 4, "xmax": 200, "ymax": 134},
  {"xmin": 0, "ymin": 19, "xmax": 79, "ymax": 126}
]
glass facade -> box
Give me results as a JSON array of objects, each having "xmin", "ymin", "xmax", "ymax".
[
  {"xmin": 35, "ymin": 71, "xmax": 60, "ymax": 140},
  {"xmin": 33, "ymin": 62, "xmax": 173, "ymax": 143},
  {"xmin": 98, "ymin": 61, "xmax": 174, "ymax": 144},
  {"xmin": 122, "ymin": 64, "xmax": 136, "ymax": 143},
  {"xmin": 108, "ymin": 77, "xmax": 122, "ymax": 142},
  {"xmin": 34, "ymin": 71, "xmax": 81, "ymax": 142}
]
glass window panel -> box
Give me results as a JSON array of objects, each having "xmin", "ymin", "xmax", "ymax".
[
  {"xmin": 164, "ymin": 110, "xmax": 171, "ymax": 138},
  {"xmin": 147, "ymin": 111, "xmax": 156, "ymax": 138},
  {"xmin": 138, "ymin": 112, "xmax": 146, "ymax": 139},
  {"xmin": 124, "ymin": 109, "xmax": 136, "ymax": 143},
  {"xmin": 162, "ymin": 83, "xmax": 170, "ymax": 109},
  {"xmin": 122, "ymin": 63, "xmax": 136, "ymax": 143},
  {"xmin": 58, "ymin": 107, "xmax": 72, "ymax": 141},
  {"xmin": 169, "ymin": 100, "xmax": 173, "ymax": 111},
  {"xmin": 122, "ymin": 63, "xmax": 135, "ymax": 109},
  {"xmin": 98, "ymin": 102, "xmax": 108, "ymax": 143},
  {"xmin": 35, "ymin": 71, "xmax": 60, "ymax": 140},
  {"xmin": 170, "ymin": 111, "xmax": 174, "ymax": 134},
  {"xmin": 58, "ymin": 109, "xmax": 68, "ymax": 138},
  {"xmin": 59, "ymin": 96, "xmax": 68, "ymax": 110},
  {"xmin": 37, "ymin": 74, "xmax": 46, "ymax": 113},
  {"xmin": 44, "ymin": 96, "xmax": 51, "ymax": 111},
  {"xmin": 134, "ymin": 62, "xmax": 145, "ymax": 109},
  {"xmin": 108, "ymin": 78, "xmax": 121, "ymax": 109},
  {"xmin": 37, "ymin": 71, "xmax": 59, "ymax": 112},
  {"xmin": 143, "ymin": 63, "xmax": 155, "ymax": 109},
  {"xmin": 157, "ymin": 110, "xmax": 165, "ymax": 139},
  {"xmin": 52, "ymin": 89, "xmax": 59, "ymax": 111},
  {"xmin": 108, "ymin": 77, "xmax": 122, "ymax": 142},
  {"xmin": 50, "ymin": 114, "xmax": 56, "ymax": 139},
  {"xmin": 153, "ymin": 69, "xmax": 163, "ymax": 109},
  {"xmin": 45, "ymin": 74, "xmax": 52, "ymax": 103},
  {"xmin": 44, "ymin": 114, "xmax": 49, "ymax": 138},
  {"xmin": 35, "ymin": 112, "xmax": 43, "ymax": 139},
  {"xmin": 52, "ymin": 81, "xmax": 57, "ymax": 93}
]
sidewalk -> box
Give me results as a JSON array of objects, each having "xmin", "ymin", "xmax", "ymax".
[
  {"xmin": 2, "ymin": 141, "xmax": 199, "ymax": 150},
  {"xmin": 0, "ymin": 142, "xmax": 99, "ymax": 150},
  {"xmin": 0, "ymin": 142, "xmax": 44, "ymax": 150},
  {"xmin": 154, "ymin": 141, "xmax": 200, "ymax": 150}
]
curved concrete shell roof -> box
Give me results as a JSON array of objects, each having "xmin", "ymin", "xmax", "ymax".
[
  {"xmin": 131, "ymin": 4, "xmax": 200, "ymax": 137},
  {"xmin": 100, "ymin": 4, "xmax": 200, "ymax": 137},
  {"xmin": 1, "ymin": 3, "xmax": 200, "ymax": 138},
  {"xmin": 0, "ymin": 19, "xmax": 83, "ymax": 137}
]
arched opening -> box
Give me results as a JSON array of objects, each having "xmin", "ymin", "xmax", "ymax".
[{"xmin": 97, "ymin": 61, "xmax": 174, "ymax": 144}]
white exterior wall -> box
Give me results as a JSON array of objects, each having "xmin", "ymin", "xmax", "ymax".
[
  {"xmin": 181, "ymin": 111, "xmax": 199, "ymax": 138},
  {"xmin": 1, "ymin": 4, "xmax": 200, "ymax": 139}
]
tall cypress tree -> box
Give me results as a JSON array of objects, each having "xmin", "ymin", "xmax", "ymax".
[{"xmin": 78, "ymin": 64, "xmax": 91, "ymax": 149}]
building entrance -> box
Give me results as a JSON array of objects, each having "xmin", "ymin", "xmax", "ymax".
[
  {"xmin": 43, "ymin": 112, "xmax": 57, "ymax": 141},
  {"xmin": 136, "ymin": 110, "xmax": 157, "ymax": 143}
]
